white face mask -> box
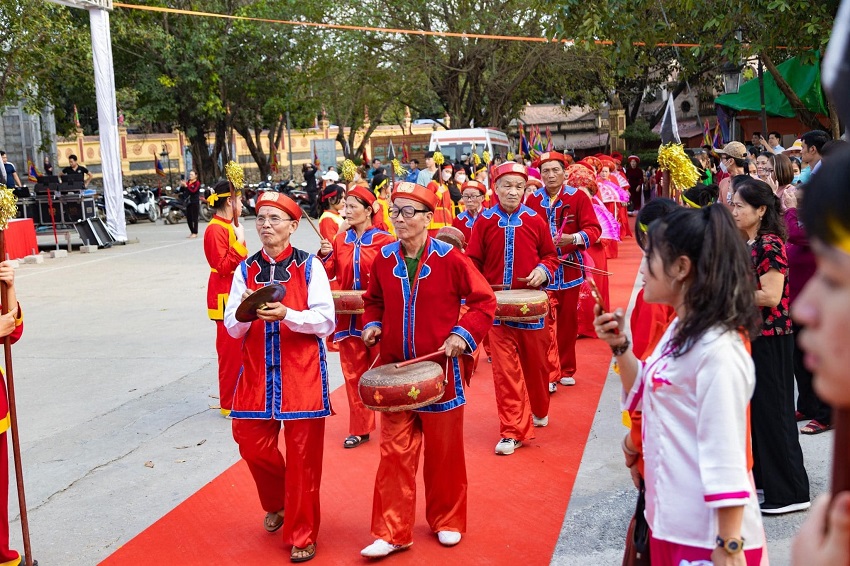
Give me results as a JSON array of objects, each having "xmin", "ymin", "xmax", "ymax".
[
  {"xmin": 456, "ymin": 174, "xmax": 467, "ymax": 183},
  {"xmin": 442, "ymin": 171, "xmax": 452, "ymax": 181},
  {"xmin": 719, "ymin": 161, "xmax": 728, "ymax": 173},
  {"xmin": 354, "ymin": 174, "xmax": 361, "ymax": 182}
]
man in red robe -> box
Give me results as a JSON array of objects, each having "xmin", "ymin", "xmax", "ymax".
[
  {"xmin": 525, "ymin": 152, "xmax": 601, "ymax": 389},
  {"xmin": 360, "ymin": 181, "xmax": 495, "ymax": 558},
  {"xmin": 465, "ymin": 163, "xmax": 560, "ymax": 455},
  {"xmin": 224, "ymin": 191, "xmax": 335, "ymax": 563},
  {"xmin": 203, "ymin": 180, "xmax": 248, "ymax": 416}
]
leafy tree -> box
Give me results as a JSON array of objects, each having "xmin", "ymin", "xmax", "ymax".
[
  {"xmin": 0, "ymin": 1, "xmax": 87, "ymax": 140},
  {"xmin": 554, "ymin": 0, "xmax": 841, "ymax": 132}
]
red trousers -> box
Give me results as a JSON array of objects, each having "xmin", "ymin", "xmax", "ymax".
[
  {"xmin": 232, "ymin": 418, "xmax": 325, "ymax": 548},
  {"xmin": 545, "ymin": 296, "xmax": 561, "ymax": 385},
  {"xmin": 490, "ymin": 323, "xmax": 553, "ymax": 440},
  {"xmin": 215, "ymin": 320, "xmax": 242, "ymax": 411},
  {"xmin": 371, "ymin": 407, "xmax": 467, "ymax": 545},
  {"xmin": 0, "ymin": 432, "xmax": 18, "ymax": 565},
  {"xmin": 338, "ymin": 337, "xmax": 378, "ymax": 436},
  {"xmin": 550, "ymin": 286, "xmax": 581, "ymax": 378}
]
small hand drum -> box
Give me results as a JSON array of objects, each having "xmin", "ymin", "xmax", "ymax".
[
  {"xmin": 359, "ymin": 361, "xmax": 445, "ymax": 412},
  {"xmin": 235, "ymin": 284, "xmax": 287, "ymax": 322},
  {"xmin": 332, "ymin": 290, "xmax": 366, "ymax": 315},
  {"xmin": 494, "ymin": 289, "xmax": 549, "ymax": 322}
]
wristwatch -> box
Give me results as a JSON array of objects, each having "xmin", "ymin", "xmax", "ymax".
[
  {"xmin": 572, "ymin": 233, "xmax": 581, "ymax": 246},
  {"xmin": 716, "ymin": 536, "xmax": 745, "ymax": 555}
]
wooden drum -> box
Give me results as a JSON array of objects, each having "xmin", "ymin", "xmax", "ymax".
[
  {"xmin": 494, "ymin": 289, "xmax": 549, "ymax": 322},
  {"xmin": 359, "ymin": 361, "xmax": 445, "ymax": 412},
  {"xmin": 332, "ymin": 290, "xmax": 366, "ymax": 315}
]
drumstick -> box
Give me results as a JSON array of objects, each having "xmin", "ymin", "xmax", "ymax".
[
  {"xmin": 559, "ymin": 259, "xmax": 612, "ymax": 277},
  {"xmin": 491, "ymin": 284, "xmax": 510, "ymax": 290},
  {"xmin": 367, "ymin": 353, "xmax": 381, "ymax": 371},
  {"xmin": 395, "ymin": 348, "xmax": 446, "ymax": 368},
  {"xmin": 301, "ymin": 213, "xmax": 323, "ymax": 239}
]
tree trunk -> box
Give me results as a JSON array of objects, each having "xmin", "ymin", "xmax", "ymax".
[
  {"xmin": 828, "ymin": 97, "xmax": 842, "ymax": 140},
  {"xmin": 234, "ymin": 124, "xmax": 270, "ymax": 180},
  {"xmin": 761, "ymin": 53, "xmax": 826, "ymax": 132}
]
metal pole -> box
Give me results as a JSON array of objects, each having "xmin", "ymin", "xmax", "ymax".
[
  {"xmin": 286, "ymin": 110, "xmax": 294, "ymax": 179},
  {"xmin": 758, "ymin": 57, "xmax": 769, "ymax": 137}
]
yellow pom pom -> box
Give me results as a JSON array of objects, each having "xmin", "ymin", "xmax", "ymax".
[
  {"xmin": 472, "ymin": 153, "xmax": 481, "ymax": 166},
  {"xmin": 341, "ymin": 159, "xmax": 357, "ymax": 182},
  {"xmin": 0, "ymin": 188, "xmax": 18, "ymax": 230},
  {"xmin": 392, "ymin": 159, "xmax": 406, "ymax": 177},
  {"xmin": 433, "ymin": 151, "xmax": 445, "ymax": 166},
  {"xmin": 482, "ymin": 150, "xmax": 490, "ymax": 164},
  {"xmin": 657, "ymin": 143, "xmax": 700, "ymax": 192},
  {"xmin": 507, "ymin": 152, "xmax": 514, "ymax": 161},
  {"xmin": 224, "ymin": 161, "xmax": 245, "ymax": 190}
]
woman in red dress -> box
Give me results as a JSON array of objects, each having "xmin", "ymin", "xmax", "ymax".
[{"xmin": 318, "ymin": 186, "xmax": 395, "ymax": 448}]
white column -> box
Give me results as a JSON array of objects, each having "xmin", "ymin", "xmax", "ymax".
[{"xmin": 89, "ymin": 8, "xmax": 127, "ymax": 240}]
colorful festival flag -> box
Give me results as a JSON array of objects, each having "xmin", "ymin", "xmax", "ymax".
[
  {"xmin": 545, "ymin": 126, "xmax": 554, "ymax": 152},
  {"xmin": 73, "ymin": 105, "xmax": 81, "ymax": 128},
  {"xmin": 702, "ymin": 120, "xmax": 712, "ymax": 147},
  {"xmin": 154, "ymin": 155, "xmax": 166, "ymax": 177},
  {"xmin": 27, "ymin": 160, "xmax": 38, "ymax": 183}
]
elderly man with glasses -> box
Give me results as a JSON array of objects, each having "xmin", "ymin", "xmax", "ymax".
[
  {"xmin": 224, "ymin": 190, "xmax": 335, "ymax": 563},
  {"xmin": 360, "ymin": 181, "xmax": 495, "ymax": 558}
]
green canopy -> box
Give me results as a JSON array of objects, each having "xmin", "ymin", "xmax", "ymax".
[{"xmin": 715, "ymin": 52, "xmax": 828, "ymax": 118}]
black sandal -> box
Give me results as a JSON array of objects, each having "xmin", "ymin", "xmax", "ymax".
[
  {"xmin": 290, "ymin": 543, "xmax": 316, "ymax": 563},
  {"xmin": 264, "ymin": 511, "xmax": 284, "ymax": 533},
  {"xmin": 343, "ymin": 434, "xmax": 370, "ymax": 449}
]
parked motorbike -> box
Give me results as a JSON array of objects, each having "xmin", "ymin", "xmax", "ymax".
[
  {"xmin": 124, "ymin": 185, "xmax": 159, "ymax": 223},
  {"xmin": 280, "ymin": 181, "xmax": 312, "ymax": 216},
  {"xmin": 159, "ymin": 193, "xmax": 187, "ymax": 225},
  {"xmin": 199, "ymin": 185, "xmax": 214, "ymax": 222}
]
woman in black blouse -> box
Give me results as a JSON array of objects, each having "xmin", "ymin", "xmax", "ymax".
[{"xmin": 730, "ymin": 176, "xmax": 810, "ymax": 515}]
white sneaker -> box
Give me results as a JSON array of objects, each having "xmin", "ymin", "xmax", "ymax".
[
  {"xmin": 495, "ymin": 438, "xmax": 522, "ymax": 455},
  {"xmin": 559, "ymin": 376, "xmax": 576, "ymax": 386},
  {"xmin": 548, "ymin": 382, "xmax": 557, "ymax": 394},
  {"xmin": 533, "ymin": 414, "xmax": 549, "ymax": 427},
  {"xmin": 437, "ymin": 531, "xmax": 462, "ymax": 546},
  {"xmin": 360, "ymin": 539, "xmax": 412, "ymax": 558}
]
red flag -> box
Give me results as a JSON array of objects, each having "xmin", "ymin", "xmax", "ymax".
[
  {"xmin": 362, "ymin": 147, "xmax": 370, "ymax": 166},
  {"xmin": 270, "ymin": 152, "xmax": 278, "ymax": 173},
  {"xmin": 402, "ymin": 143, "xmax": 410, "ymax": 163}
]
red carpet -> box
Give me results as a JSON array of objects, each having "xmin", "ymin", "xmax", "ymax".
[{"xmin": 101, "ymin": 241, "xmax": 643, "ymax": 566}]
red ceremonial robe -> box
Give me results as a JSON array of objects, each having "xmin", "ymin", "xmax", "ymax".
[
  {"xmin": 0, "ymin": 305, "xmax": 22, "ymax": 565},
  {"xmin": 318, "ymin": 210, "xmax": 344, "ymax": 241},
  {"xmin": 525, "ymin": 186, "xmax": 601, "ymax": 379},
  {"xmin": 320, "ymin": 226, "xmax": 395, "ymax": 436},
  {"xmin": 465, "ymin": 204, "xmax": 560, "ymax": 441},
  {"xmin": 426, "ymin": 181, "xmax": 455, "ymax": 236},
  {"xmin": 362, "ymin": 237, "xmax": 495, "ymax": 545},
  {"xmin": 224, "ymin": 245, "xmax": 335, "ymax": 550},
  {"xmin": 204, "ymin": 215, "xmax": 248, "ymax": 413},
  {"xmin": 451, "ymin": 209, "xmax": 483, "ymax": 244}
]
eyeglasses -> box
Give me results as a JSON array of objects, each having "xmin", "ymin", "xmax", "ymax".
[
  {"xmin": 255, "ymin": 215, "xmax": 294, "ymax": 226},
  {"xmin": 461, "ymin": 193, "xmax": 483, "ymax": 200},
  {"xmin": 388, "ymin": 206, "xmax": 429, "ymax": 219}
]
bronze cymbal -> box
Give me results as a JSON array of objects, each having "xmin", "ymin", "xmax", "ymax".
[{"xmin": 235, "ymin": 283, "xmax": 287, "ymax": 322}]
